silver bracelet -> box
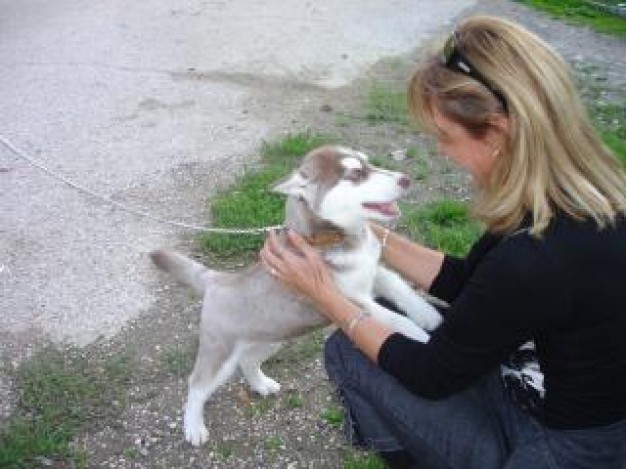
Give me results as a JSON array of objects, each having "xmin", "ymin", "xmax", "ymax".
[{"xmin": 345, "ymin": 310, "xmax": 371, "ymax": 335}]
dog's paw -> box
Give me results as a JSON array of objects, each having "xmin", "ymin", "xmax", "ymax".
[
  {"xmin": 420, "ymin": 311, "xmax": 443, "ymax": 332},
  {"xmin": 407, "ymin": 305, "xmax": 443, "ymax": 332},
  {"xmin": 251, "ymin": 376, "xmax": 281, "ymax": 396},
  {"xmin": 185, "ymin": 422, "xmax": 209, "ymax": 446}
]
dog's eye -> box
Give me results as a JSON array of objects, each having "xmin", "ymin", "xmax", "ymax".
[
  {"xmin": 345, "ymin": 168, "xmax": 367, "ymax": 182},
  {"xmin": 345, "ymin": 167, "xmax": 366, "ymax": 182}
]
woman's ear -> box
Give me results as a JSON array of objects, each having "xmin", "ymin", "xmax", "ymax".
[
  {"xmin": 489, "ymin": 113, "xmax": 510, "ymax": 134},
  {"xmin": 487, "ymin": 113, "xmax": 510, "ymax": 152}
]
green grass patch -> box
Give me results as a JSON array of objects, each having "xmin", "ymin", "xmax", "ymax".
[
  {"xmin": 575, "ymin": 66, "xmax": 626, "ymax": 165},
  {"xmin": 0, "ymin": 348, "xmax": 133, "ymax": 468},
  {"xmin": 600, "ymin": 129, "xmax": 626, "ymax": 164},
  {"xmin": 515, "ymin": 0, "xmax": 626, "ymax": 36},
  {"xmin": 320, "ymin": 406, "xmax": 344, "ymax": 427},
  {"xmin": 245, "ymin": 396, "xmax": 277, "ymax": 417},
  {"xmin": 285, "ymin": 391, "xmax": 305, "ymax": 409},
  {"xmin": 160, "ymin": 345, "xmax": 195, "ymax": 377},
  {"xmin": 344, "ymin": 452, "xmax": 386, "ymax": 469},
  {"xmin": 368, "ymin": 155, "xmax": 394, "ymax": 170},
  {"xmin": 260, "ymin": 132, "xmax": 332, "ymax": 165},
  {"xmin": 264, "ymin": 435, "xmax": 283, "ymax": 453},
  {"xmin": 199, "ymin": 163, "xmax": 288, "ymax": 259},
  {"xmin": 399, "ymin": 200, "xmax": 482, "ymax": 257},
  {"xmin": 365, "ymin": 81, "xmax": 409, "ymax": 125},
  {"xmin": 592, "ymin": 102, "xmax": 626, "ymax": 165},
  {"xmin": 200, "ymin": 132, "xmax": 334, "ymax": 264},
  {"xmin": 123, "ymin": 446, "xmax": 140, "ymax": 460},
  {"xmin": 291, "ymin": 329, "xmax": 327, "ymax": 361},
  {"xmin": 217, "ymin": 444, "xmax": 233, "ymax": 460}
]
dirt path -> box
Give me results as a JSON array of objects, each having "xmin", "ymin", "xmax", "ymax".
[{"xmin": 3, "ymin": 1, "xmax": 625, "ymax": 468}]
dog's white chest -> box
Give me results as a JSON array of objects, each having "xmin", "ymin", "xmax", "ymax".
[{"xmin": 325, "ymin": 230, "xmax": 381, "ymax": 300}]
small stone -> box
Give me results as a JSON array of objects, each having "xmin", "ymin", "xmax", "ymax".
[
  {"xmin": 237, "ymin": 386, "xmax": 252, "ymax": 406},
  {"xmin": 390, "ymin": 149, "xmax": 408, "ymax": 161},
  {"xmin": 34, "ymin": 457, "xmax": 54, "ymax": 466},
  {"xmin": 320, "ymin": 103, "xmax": 333, "ymax": 112}
]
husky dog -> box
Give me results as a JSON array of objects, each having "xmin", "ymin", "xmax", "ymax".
[{"xmin": 151, "ymin": 145, "xmax": 442, "ymax": 446}]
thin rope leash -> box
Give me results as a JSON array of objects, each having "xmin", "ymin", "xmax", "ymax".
[{"xmin": 0, "ymin": 135, "xmax": 284, "ymax": 235}]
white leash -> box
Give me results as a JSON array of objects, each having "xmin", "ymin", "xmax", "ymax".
[{"xmin": 0, "ymin": 134, "xmax": 284, "ymax": 235}]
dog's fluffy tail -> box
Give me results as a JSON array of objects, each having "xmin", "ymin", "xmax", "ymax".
[{"xmin": 150, "ymin": 249, "xmax": 212, "ymax": 294}]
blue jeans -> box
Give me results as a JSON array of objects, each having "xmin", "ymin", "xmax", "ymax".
[{"xmin": 324, "ymin": 331, "xmax": 626, "ymax": 469}]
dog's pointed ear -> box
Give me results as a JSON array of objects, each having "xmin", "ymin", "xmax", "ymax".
[{"xmin": 271, "ymin": 171, "xmax": 308, "ymax": 197}]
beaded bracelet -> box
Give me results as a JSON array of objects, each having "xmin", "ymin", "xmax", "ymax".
[{"xmin": 345, "ymin": 310, "xmax": 371, "ymax": 335}]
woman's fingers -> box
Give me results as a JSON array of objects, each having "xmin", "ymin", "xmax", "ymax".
[
  {"xmin": 286, "ymin": 229, "xmax": 323, "ymax": 264},
  {"xmin": 261, "ymin": 229, "xmax": 308, "ymax": 274},
  {"xmin": 265, "ymin": 229, "xmax": 283, "ymax": 258},
  {"xmin": 261, "ymin": 228, "xmax": 331, "ymax": 292},
  {"xmin": 285, "ymin": 229, "xmax": 307, "ymax": 251},
  {"xmin": 260, "ymin": 230, "xmax": 284, "ymax": 275},
  {"xmin": 259, "ymin": 229, "xmax": 346, "ymax": 315}
]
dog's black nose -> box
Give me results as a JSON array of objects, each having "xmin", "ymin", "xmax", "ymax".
[{"xmin": 399, "ymin": 176, "xmax": 410, "ymax": 189}]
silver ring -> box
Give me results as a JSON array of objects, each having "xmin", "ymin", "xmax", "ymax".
[{"xmin": 270, "ymin": 268, "xmax": 277, "ymax": 276}]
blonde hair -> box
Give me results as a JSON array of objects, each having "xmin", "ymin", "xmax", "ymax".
[{"xmin": 409, "ymin": 16, "xmax": 626, "ymax": 235}]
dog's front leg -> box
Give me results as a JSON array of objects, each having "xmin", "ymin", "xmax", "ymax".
[
  {"xmin": 239, "ymin": 342, "xmax": 282, "ymax": 396},
  {"xmin": 362, "ymin": 298, "xmax": 430, "ymax": 343},
  {"xmin": 373, "ymin": 266, "xmax": 442, "ymax": 331}
]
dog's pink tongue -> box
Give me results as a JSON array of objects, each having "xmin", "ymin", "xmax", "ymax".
[{"xmin": 363, "ymin": 202, "xmax": 399, "ymax": 215}]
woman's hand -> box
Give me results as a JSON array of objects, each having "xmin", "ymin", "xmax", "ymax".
[{"xmin": 260, "ymin": 229, "xmax": 341, "ymax": 311}]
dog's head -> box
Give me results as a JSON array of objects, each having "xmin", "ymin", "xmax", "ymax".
[{"xmin": 272, "ymin": 146, "xmax": 410, "ymax": 232}]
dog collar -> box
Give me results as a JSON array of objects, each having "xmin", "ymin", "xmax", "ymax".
[{"xmin": 303, "ymin": 230, "xmax": 345, "ymax": 248}]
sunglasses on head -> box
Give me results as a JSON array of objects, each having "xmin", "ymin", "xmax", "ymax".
[{"xmin": 441, "ymin": 32, "xmax": 507, "ymax": 111}]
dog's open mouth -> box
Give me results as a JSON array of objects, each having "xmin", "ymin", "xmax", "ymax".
[{"xmin": 363, "ymin": 201, "xmax": 400, "ymax": 216}]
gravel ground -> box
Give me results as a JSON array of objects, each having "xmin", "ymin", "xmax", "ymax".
[{"xmin": 3, "ymin": 1, "xmax": 625, "ymax": 467}]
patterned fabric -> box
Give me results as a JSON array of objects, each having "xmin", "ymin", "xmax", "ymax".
[{"xmin": 500, "ymin": 341, "xmax": 545, "ymax": 414}]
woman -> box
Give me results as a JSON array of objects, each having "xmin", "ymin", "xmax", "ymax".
[{"xmin": 261, "ymin": 16, "xmax": 626, "ymax": 468}]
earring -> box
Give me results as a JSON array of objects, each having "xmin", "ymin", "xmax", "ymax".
[{"xmin": 492, "ymin": 147, "xmax": 500, "ymax": 158}]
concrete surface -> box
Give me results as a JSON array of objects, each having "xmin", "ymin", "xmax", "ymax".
[{"xmin": 0, "ymin": 0, "xmax": 475, "ymax": 353}]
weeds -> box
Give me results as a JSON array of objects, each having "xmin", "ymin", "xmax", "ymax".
[
  {"xmin": 270, "ymin": 330, "xmax": 325, "ymax": 366},
  {"xmin": 589, "ymin": 101, "xmax": 626, "ymax": 166},
  {"xmin": 264, "ymin": 435, "xmax": 283, "ymax": 453},
  {"xmin": 0, "ymin": 348, "xmax": 133, "ymax": 468},
  {"xmin": 515, "ymin": 0, "xmax": 626, "ymax": 36},
  {"xmin": 320, "ymin": 406, "xmax": 344, "ymax": 427},
  {"xmin": 217, "ymin": 444, "xmax": 233, "ymax": 459},
  {"xmin": 400, "ymin": 200, "xmax": 482, "ymax": 256},
  {"xmin": 344, "ymin": 452, "xmax": 387, "ymax": 469},
  {"xmin": 245, "ymin": 396, "xmax": 277, "ymax": 417},
  {"xmin": 365, "ymin": 81, "xmax": 409, "ymax": 125},
  {"xmin": 575, "ymin": 64, "xmax": 626, "ymax": 165},
  {"xmin": 286, "ymin": 391, "xmax": 305, "ymax": 409},
  {"xmin": 161, "ymin": 346, "xmax": 195, "ymax": 377},
  {"xmin": 261, "ymin": 131, "xmax": 333, "ymax": 166}
]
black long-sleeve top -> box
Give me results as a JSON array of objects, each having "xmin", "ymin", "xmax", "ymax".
[{"xmin": 378, "ymin": 212, "xmax": 626, "ymax": 429}]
